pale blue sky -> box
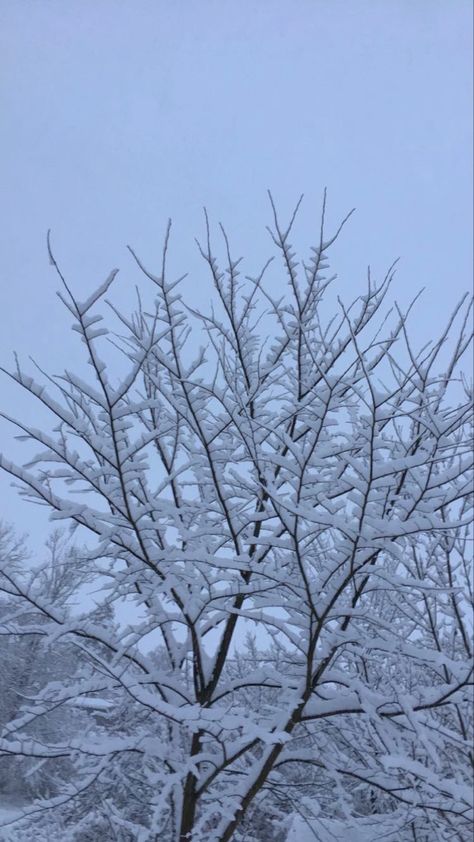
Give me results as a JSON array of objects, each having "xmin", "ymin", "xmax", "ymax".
[{"xmin": 1, "ymin": 0, "xmax": 472, "ymax": 542}]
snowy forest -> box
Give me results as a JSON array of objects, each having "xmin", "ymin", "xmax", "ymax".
[{"xmin": 0, "ymin": 198, "xmax": 472, "ymax": 842}]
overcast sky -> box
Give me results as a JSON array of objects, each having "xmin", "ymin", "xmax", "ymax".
[{"xmin": 0, "ymin": 0, "xmax": 472, "ymax": 546}]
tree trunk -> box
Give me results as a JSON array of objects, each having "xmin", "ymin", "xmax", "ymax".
[{"xmin": 178, "ymin": 773, "xmax": 197, "ymax": 842}]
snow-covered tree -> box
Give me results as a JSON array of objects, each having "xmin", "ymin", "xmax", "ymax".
[
  {"xmin": 0, "ymin": 527, "xmax": 90, "ymax": 804},
  {"xmin": 0, "ymin": 196, "xmax": 472, "ymax": 841}
]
